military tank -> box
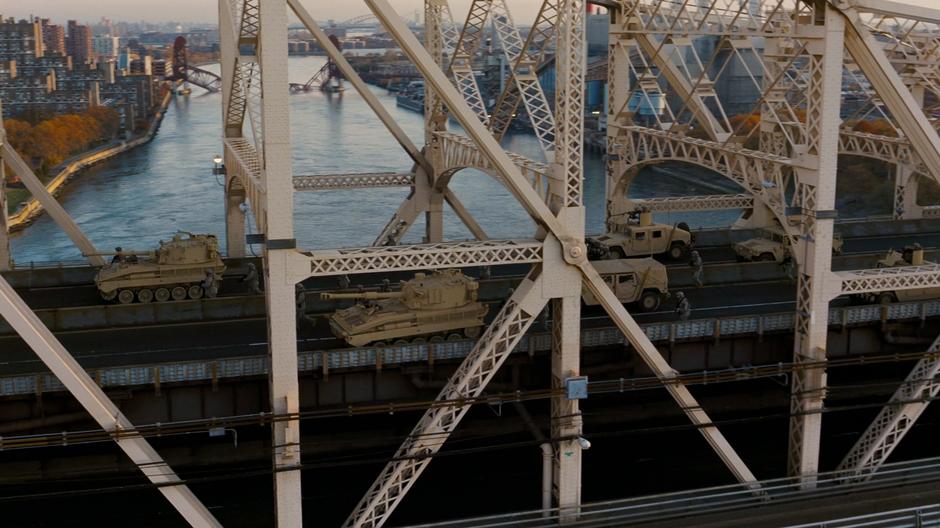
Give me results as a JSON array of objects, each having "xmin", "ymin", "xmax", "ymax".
[
  {"xmin": 95, "ymin": 233, "xmax": 226, "ymax": 304},
  {"xmin": 321, "ymin": 269, "xmax": 488, "ymax": 347}
]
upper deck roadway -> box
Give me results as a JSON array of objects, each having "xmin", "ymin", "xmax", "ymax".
[{"xmin": 3, "ymin": 220, "xmax": 940, "ymax": 385}]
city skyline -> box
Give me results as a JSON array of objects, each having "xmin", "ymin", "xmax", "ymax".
[{"xmin": 3, "ymin": 0, "xmax": 545, "ymax": 25}]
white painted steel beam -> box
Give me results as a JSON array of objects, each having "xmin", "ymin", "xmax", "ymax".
[
  {"xmin": 842, "ymin": 7, "xmax": 940, "ymax": 185},
  {"xmin": 631, "ymin": 33, "xmax": 731, "ymax": 142},
  {"xmin": 443, "ymin": 188, "xmax": 488, "ymax": 240},
  {"xmin": 0, "ymin": 275, "xmax": 220, "ymax": 526},
  {"xmin": 847, "ymin": 0, "xmax": 940, "ymax": 24},
  {"xmin": 287, "ymin": 0, "xmax": 431, "ymax": 173},
  {"xmin": 787, "ymin": 4, "xmax": 844, "ymax": 482},
  {"xmin": 305, "ymin": 239, "xmax": 542, "ymax": 277},
  {"xmin": 0, "ymin": 143, "xmax": 104, "ymax": 267},
  {"xmin": 293, "ymin": 172, "xmax": 414, "ymax": 190},
  {"xmin": 838, "ymin": 333, "xmax": 940, "ymax": 479},
  {"xmin": 837, "ymin": 264, "xmax": 940, "ymax": 294},
  {"xmin": 630, "ymin": 194, "xmax": 755, "ymax": 212},
  {"xmin": 344, "ymin": 270, "xmax": 549, "ymax": 528},
  {"xmin": 349, "ymin": 4, "xmax": 760, "ymax": 526},
  {"xmin": 255, "ymin": 1, "xmax": 303, "ymax": 525}
]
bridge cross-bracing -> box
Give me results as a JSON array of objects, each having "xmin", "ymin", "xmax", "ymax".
[{"xmin": 605, "ymin": 0, "xmax": 940, "ymax": 486}]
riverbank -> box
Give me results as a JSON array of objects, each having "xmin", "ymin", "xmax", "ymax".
[{"xmin": 7, "ymin": 88, "xmax": 174, "ymax": 232}]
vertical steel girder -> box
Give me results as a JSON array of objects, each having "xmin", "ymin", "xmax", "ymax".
[
  {"xmin": 838, "ymin": 333, "xmax": 940, "ymax": 479},
  {"xmin": 0, "ymin": 142, "xmax": 103, "ymax": 267},
  {"xmin": 253, "ymin": 0, "xmax": 304, "ymax": 525},
  {"xmin": 0, "ymin": 275, "xmax": 221, "ymax": 527},
  {"xmin": 787, "ymin": 2, "xmax": 844, "ymax": 482},
  {"xmin": 349, "ymin": 1, "xmax": 759, "ymax": 525}
]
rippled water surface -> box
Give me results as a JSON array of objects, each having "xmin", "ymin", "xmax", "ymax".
[{"xmin": 11, "ymin": 57, "xmax": 740, "ymax": 263}]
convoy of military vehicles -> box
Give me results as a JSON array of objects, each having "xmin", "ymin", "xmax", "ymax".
[{"xmin": 89, "ymin": 220, "xmax": 937, "ymax": 348}]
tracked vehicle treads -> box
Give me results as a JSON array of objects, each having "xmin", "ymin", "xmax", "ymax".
[
  {"xmin": 321, "ymin": 269, "xmax": 488, "ymax": 347},
  {"xmin": 95, "ymin": 233, "xmax": 225, "ymax": 304}
]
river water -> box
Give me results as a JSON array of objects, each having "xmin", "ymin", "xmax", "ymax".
[{"xmin": 10, "ymin": 57, "xmax": 741, "ymax": 263}]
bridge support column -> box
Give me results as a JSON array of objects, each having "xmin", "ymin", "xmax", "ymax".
[
  {"xmin": 893, "ymin": 165, "xmax": 922, "ymax": 220},
  {"xmin": 550, "ymin": 1, "xmax": 585, "ymax": 519},
  {"xmin": 787, "ymin": 2, "xmax": 844, "ymax": 483},
  {"xmin": 256, "ymin": 0, "xmax": 303, "ymax": 524}
]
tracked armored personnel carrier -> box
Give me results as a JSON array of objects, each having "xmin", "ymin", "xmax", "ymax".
[
  {"xmin": 321, "ymin": 269, "xmax": 488, "ymax": 347},
  {"xmin": 95, "ymin": 233, "xmax": 226, "ymax": 304}
]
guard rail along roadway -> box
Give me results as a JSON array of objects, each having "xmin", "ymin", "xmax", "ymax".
[{"xmin": 2, "ymin": 297, "xmax": 938, "ymax": 398}]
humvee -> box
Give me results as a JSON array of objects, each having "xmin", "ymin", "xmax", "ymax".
[
  {"xmin": 734, "ymin": 228, "xmax": 843, "ymax": 262},
  {"xmin": 588, "ymin": 210, "xmax": 693, "ymax": 260},
  {"xmin": 862, "ymin": 245, "xmax": 940, "ymax": 304},
  {"xmin": 582, "ymin": 258, "xmax": 669, "ymax": 312}
]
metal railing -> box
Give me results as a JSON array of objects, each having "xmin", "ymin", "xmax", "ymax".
[
  {"xmin": 402, "ymin": 457, "xmax": 940, "ymax": 527},
  {"xmin": 2, "ymin": 298, "xmax": 938, "ymax": 397}
]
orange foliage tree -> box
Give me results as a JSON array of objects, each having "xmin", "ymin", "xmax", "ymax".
[{"xmin": 3, "ymin": 106, "xmax": 120, "ymax": 173}]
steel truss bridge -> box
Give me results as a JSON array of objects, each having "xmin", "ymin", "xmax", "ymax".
[{"xmin": 3, "ymin": 0, "xmax": 940, "ymax": 526}]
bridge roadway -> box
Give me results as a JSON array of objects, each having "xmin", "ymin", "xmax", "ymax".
[
  {"xmin": 403, "ymin": 457, "xmax": 940, "ymax": 528},
  {"xmin": 3, "ymin": 220, "xmax": 940, "ymax": 384}
]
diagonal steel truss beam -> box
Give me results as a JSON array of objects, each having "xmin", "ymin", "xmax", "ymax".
[
  {"xmin": 0, "ymin": 275, "xmax": 220, "ymax": 526},
  {"xmin": 0, "ymin": 142, "xmax": 104, "ymax": 267},
  {"xmin": 344, "ymin": 269, "xmax": 548, "ymax": 528},
  {"xmin": 837, "ymin": 332, "xmax": 940, "ymax": 480},
  {"xmin": 348, "ymin": 2, "xmax": 759, "ymax": 525},
  {"xmin": 288, "ymin": 0, "xmax": 430, "ymax": 173},
  {"xmin": 841, "ymin": 6, "xmax": 940, "ymax": 185}
]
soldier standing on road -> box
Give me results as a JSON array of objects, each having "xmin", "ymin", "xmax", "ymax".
[
  {"xmin": 675, "ymin": 291, "xmax": 691, "ymax": 321},
  {"xmin": 781, "ymin": 257, "xmax": 796, "ymax": 283},
  {"xmin": 202, "ymin": 269, "xmax": 219, "ymax": 298},
  {"xmin": 690, "ymin": 250, "xmax": 704, "ymax": 288},
  {"xmin": 242, "ymin": 263, "xmax": 262, "ymax": 294},
  {"xmin": 296, "ymin": 283, "xmax": 307, "ymax": 328}
]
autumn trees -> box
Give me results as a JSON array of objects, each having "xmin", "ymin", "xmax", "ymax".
[{"xmin": 3, "ymin": 106, "xmax": 121, "ymax": 174}]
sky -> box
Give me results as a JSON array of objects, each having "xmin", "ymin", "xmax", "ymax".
[
  {"xmin": 2, "ymin": 0, "xmax": 937, "ymax": 26},
  {"xmin": 1, "ymin": 0, "xmax": 544, "ymax": 25}
]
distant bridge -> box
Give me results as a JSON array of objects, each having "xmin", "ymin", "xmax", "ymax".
[{"xmin": 168, "ymin": 36, "xmax": 222, "ymax": 93}]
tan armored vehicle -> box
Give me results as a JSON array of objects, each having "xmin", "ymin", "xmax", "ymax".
[
  {"xmin": 582, "ymin": 258, "xmax": 669, "ymax": 312},
  {"xmin": 95, "ymin": 233, "xmax": 225, "ymax": 304},
  {"xmin": 864, "ymin": 245, "xmax": 940, "ymax": 304},
  {"xmin": 733, "ymin": 228, "xmax": 843, "ymax": 262},
  {"xmin": 321, "ymin": 269, "xmax": 488, "ymax": 347},
  {"xmin": 588, "ymin": 210, "xmax": 692, "ymax": 260}
]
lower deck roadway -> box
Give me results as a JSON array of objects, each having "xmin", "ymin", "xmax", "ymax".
[
  {"xmin": 404, "ymin": 458, "xmax": 940, "ymax": 528},
  {"xmin": 0, "ymin": 278, "xmax": 801, "ymax": 376}
]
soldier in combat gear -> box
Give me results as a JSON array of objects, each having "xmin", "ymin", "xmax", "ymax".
[
  {"xmin": 242, "ymin": 263, "xmax": 262, "ymax": 294},
  {"xmin": 674, "ymin": 291, "xmax": 691, "ymax": 321},
  {"xmin": 202, "ymin": 269, "xmax": 219, "ymax": 298},
  {"xmin": 690, "ymin": 250, "xmax": 704, "ymax": 287}
]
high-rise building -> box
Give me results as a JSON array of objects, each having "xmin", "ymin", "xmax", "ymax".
[
  {"xmin": 0, "ymin": 17, "xmax": 44, "ymax": 62},
  {"xmin": 66, "ymin": 20, "xmax": 93, "ymax": 63},
  {"xmin": 93, "ymin": 35, "xmax": 120, "ymax": 59},
  {"xmin": 41, "ymin": 19, "xmax": 66, "ymax": 55}
]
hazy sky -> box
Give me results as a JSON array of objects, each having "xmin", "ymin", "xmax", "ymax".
[
  {"xmin": 3, "ymin": 0, "xmax": 937, "ymax": 25},
  {"xmin": 2, "ymin": 1, "xmax": 544, "ymax": 25}
]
